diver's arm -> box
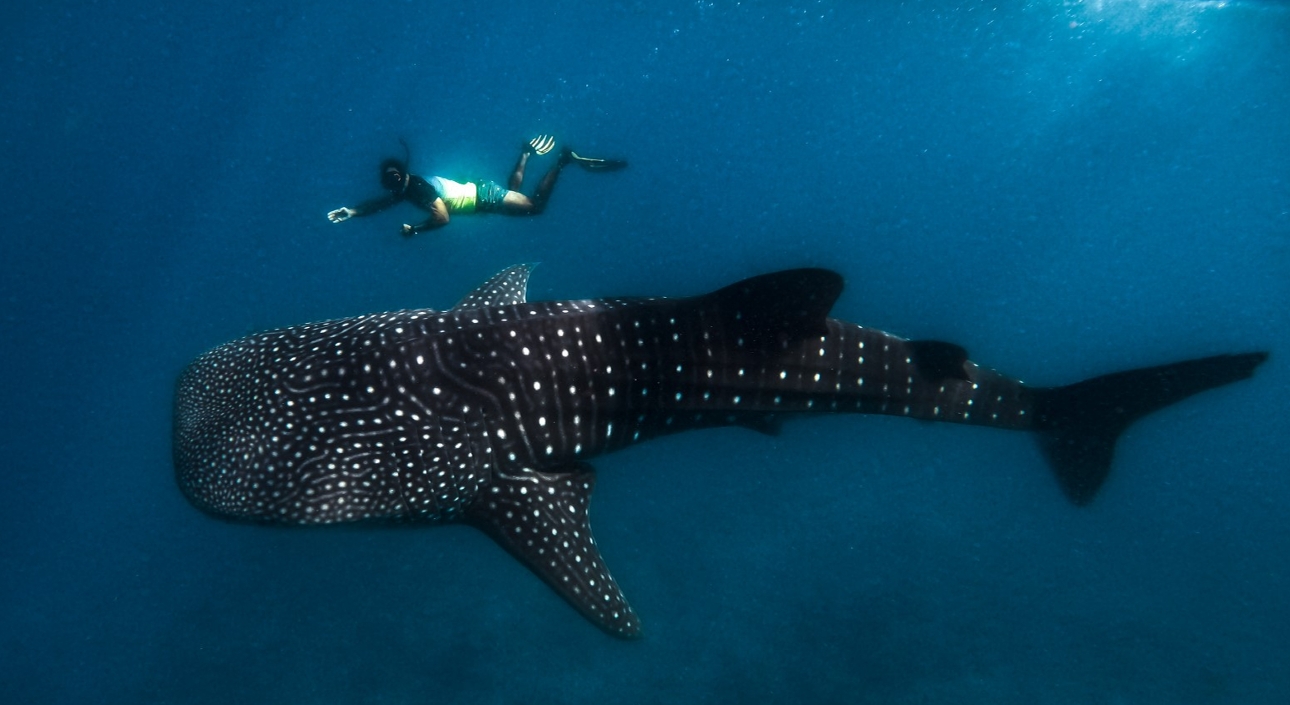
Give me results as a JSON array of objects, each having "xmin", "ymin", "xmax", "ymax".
[
  {"xmin": 350, "ymin": 194, "xmax": 401, "ymax": 217},
  {"xmin": 405, "ymin": 198, "xmax": 450, "ymax": 236}
]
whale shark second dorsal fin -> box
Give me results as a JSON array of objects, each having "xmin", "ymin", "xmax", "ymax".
[
  {"xmin": 908, "ymin": 340, "xmax": 971, "ymax": 383},
  {"xmin": 452, "ymin": 264, "xmax": 537, "ymax": 310}
]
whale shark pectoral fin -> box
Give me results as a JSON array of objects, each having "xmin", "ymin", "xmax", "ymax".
[
  {"xmin": 466, "ymin": 463, "xmax": 641, "ymax": 639},
  {"xmin": 908, "ymin": 340, "xmax": 971, "ymax": 383},
  {"xmin": 451, "ymin": 263, "xmax": 537, "ymax": 310}
]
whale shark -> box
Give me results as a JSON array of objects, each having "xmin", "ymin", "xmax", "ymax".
[{"xmin": 173, "ymin": 264, "xmax": 1267, "ymax": 638}]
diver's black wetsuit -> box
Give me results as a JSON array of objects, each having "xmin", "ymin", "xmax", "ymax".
[{"xmin": 353, "ymin": 175, "xmax": 442, "ymax": 234}]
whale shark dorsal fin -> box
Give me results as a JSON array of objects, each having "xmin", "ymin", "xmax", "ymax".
[
  {"xmin": 452, "ymin": 263, "xmax": 537, "ymax": 310},
  {"xmin": 465, "ymin": 463, "xmax": 641, "ymax": 639},
  {"xmin": 700, "ymin": 268, "xmax": 843, "ymax": 349}
]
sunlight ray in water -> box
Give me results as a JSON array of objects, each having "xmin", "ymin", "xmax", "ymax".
[{"xmin": 1061, "ymin": 0, "xmax": 1283, "ymax": 38}]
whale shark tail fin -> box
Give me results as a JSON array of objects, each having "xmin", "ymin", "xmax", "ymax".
[{"xmin": 1033, "ymin": 352, "xmax": 1268, "ymax": 506}]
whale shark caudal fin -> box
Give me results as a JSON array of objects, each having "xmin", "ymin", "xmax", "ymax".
[
  {"xmin": 465, "ymin": 463, "xmax": 641, "ymax": 638},
  {"xmin": 1032, "ymin": 352, "xmax": 1269, "ymax": 506}
]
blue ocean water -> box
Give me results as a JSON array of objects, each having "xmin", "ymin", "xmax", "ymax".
[{"xmin": 2, "ymin": 0, "xmax": 1288, "ymax": 702}]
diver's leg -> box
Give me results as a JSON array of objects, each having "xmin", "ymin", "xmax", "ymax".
[
  {"xmin": 498, "ymin": 191, "xmax": 536, "ymax": 215},
  {"xmin": 529, "ymin": 161, "xmax": 567, "ymax": 214},
  {"xmin": 508, "ymin": 150, "xmax": 530, "ymax": 191}
]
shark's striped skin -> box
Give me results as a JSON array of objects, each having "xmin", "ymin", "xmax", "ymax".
[{"xmin": 174, "ymin": 265, "xmax": 1266, "ymax": 638}]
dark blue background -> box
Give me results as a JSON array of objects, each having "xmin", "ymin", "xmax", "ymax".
[{"xmin": 3, "ymin": 1, "xmax": 1288, "ymax": 703}]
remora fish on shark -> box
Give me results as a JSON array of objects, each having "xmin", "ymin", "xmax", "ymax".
[{"xmin": 174, "ymin": 264, "xmax": 1267, "ymax": 638}]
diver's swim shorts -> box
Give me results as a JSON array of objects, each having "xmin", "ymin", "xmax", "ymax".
[{"xmin": 474, "ymin": 181, "xmax": 509, "ymax": 211}]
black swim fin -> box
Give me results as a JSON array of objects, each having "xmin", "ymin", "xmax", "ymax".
[{"xmin": 563, "ymin": 148, "xmax": 627, "ymax": 172}]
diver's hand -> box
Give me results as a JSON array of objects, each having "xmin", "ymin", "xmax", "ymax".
[
  {"xmin": 401, "ymin": 224, "xmax": 415, "ymax": 237},
  {"xmin": 328, "ymin": 207, "xmax": 353, "ymax": 223}
]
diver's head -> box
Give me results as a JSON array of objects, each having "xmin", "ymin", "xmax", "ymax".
[{"xmin": 379, "ymin": 158, "xmax": 408, "ymax": 192}]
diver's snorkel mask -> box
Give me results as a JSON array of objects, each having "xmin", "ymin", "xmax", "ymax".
[
  {"xmin": 379, "ymin": 139, "xmax": 413, "ymax": 193},
  {"xmin": 379, "ymin": 162, "xmax": 406, "ymax": 192}
]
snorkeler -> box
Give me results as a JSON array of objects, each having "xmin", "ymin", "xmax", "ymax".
[{"xmin": 327, "ymin": 136, "xmax": 626, "ymax": 237}]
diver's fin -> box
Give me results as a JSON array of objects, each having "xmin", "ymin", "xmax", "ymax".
[
  {"xmin": 565, "ymin": 149, "xmax": 628, "ymax": 172},
  {"xmin": 1033, "ymin": 352, "xmax": 1268, "ymax": 505}
]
